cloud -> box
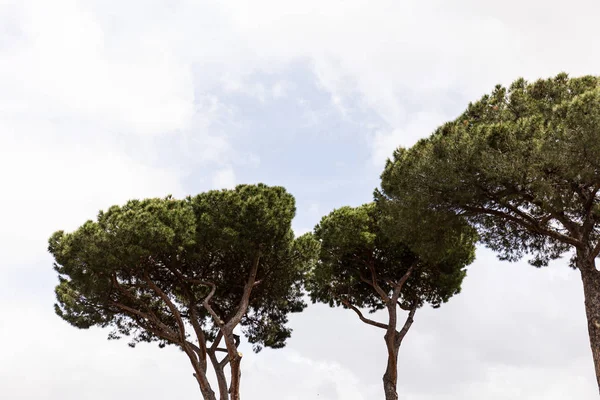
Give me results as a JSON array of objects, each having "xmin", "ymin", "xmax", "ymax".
[
  {"xmin": 2, "ymin": 1, "xmax": 600, "ymax": 399},
  {"xmin": 370, "ymin": 111, "xmax": 450, "ymax": 166},
  {"xmin": 212, "ymin": 166, "xmax": 236, "ymax": 189},
  {"xmin": 1, "ymin": 1, "xmax": 195, "ymax": 137},
  {"xmin": 0, "ymin": 124, "xmax": 185, "ymax": 267},
  {"xmin": 241, "ymin": 349, "xmax": 379, "ymax": 400},
  {"xmin": 188, "ymin": 0, "xmax": 600, "ymax": 162}
]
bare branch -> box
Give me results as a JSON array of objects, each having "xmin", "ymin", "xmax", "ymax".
[
  {"xmin": 188, "ymin": 304, "xmax": 208, "ymax": 371},
  {"xmin": 340, "ymin": 298, "xmax": 389, "ymax": 330},
  {"xmin": 142, "ymin": 271, "xmax": 188, "ymax": 342},
  {"xmin": 198, "ymin": 281, "xmax": 224, "ymax": 327},
  {"xmin": 109, "ymin": 275, "xmax": 179, "ymax": 339},
  {"xmin": 219, "ymin": 355, "xmax": 230, "ymax": 369},
  {"xmin": 396, "ymin": 306, "xmax": 417, "ymax": 345},
  {"xmin": 390, "ymin": 266, "xmax": 414, "ymax": 304},
  {"xmin": 463, "ymin": 205, "xmax": 583, "ymax": 248},
  {"xmin": 163, "ymin": 262, "xmax": 209, "ymax": 372},
  {"xmin": 224, "ymin": 250, "xmax": 261, "ymax": 331},
  {"xmin": 367, "ymin": 261, "xmax": 391, "ymax": 302}
]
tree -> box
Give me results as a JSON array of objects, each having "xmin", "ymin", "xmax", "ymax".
[
  {"xmin": 380, "ymin": 73, "xmax": 600, "ymax": 391},
  {"xmin": 307, "ymin": 202, "xmax": 475, "ymax": 400},
  {"xmin": 49, "ymin": 184, "xmax": 318, "ymax": 400}
]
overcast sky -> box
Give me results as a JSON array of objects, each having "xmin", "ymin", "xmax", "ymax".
[{"xmin": 1, "ymin": 1, "xmax": 599, "ymax": 399}]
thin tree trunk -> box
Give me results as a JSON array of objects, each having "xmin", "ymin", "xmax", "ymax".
[
  {"xmin": 208, "ymin": 349, "xmax": 230, "ymax": 400},
  {"xmin": 578, "ymin": 254, "xmax": 600, "ymax": 392},
  {"xmin": 223, "ymin": 331, "xmax": 243, "ymax": 400},
  {"xmin": 381, "ymin": 309, "xmax": 415, "ymax": 400},
  {"xmin": 219, "ymin": 251, "xmax": 261, "ymax": 400},
  {"xmin": 382, "ymin": 333, "xmax": 400, "ymax": 400}
]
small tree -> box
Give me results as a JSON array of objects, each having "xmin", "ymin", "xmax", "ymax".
[
  {"xmin": 307, "ymin": 203, "xmax": 475, "ymax": 400},
  {"xmin": 380, "ymin": 73, "xmax": 600, "ymax": 392},
  {"xmin": 49, "ymin": 184, "xmax": 317, "ymax": 400}
]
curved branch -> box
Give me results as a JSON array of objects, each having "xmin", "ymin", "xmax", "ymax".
[
  {"xmin": 463, "ymin": 205, "xmax": 583, "ymax": 248},
  {"xmin": 225, "ymin": 250, "xmax": 261, "ymax": 331},
  {"xmin": 188, "ymin": 304, "xmax": 208, "ymax": 371},
  {"xmin": 108, "ymin": 301, "xmax": 179, "ymax": 343},
  {"xmin": 109, "ymin": 276, "xmax": 179, "ymax": 339},
  {"xmin": 356, "ymin": 260, "xmax": 390, "ymax": 302},
  {"xmin": 199, "ymin": 281, "xmax": 224, "ymax": 326},
  {"xmin": 390, "ymin": 266, "xmax": 414, "ymax": 307},
  {"xmin": 142, "ymin": 271, "xmax": 187, "ymax": 342},
  {"xmin": 340, "ymin": 298, "xmax": 389, "ymax": 330}
]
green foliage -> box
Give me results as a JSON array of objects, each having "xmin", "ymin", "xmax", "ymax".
[
  {"xmin": 381, "ymin": 73, "xmax": 600, "ymax": 267},
  {"xmin": 50, "ymin": 184, "xmax": 317, "ymax": 352},
  {"xmin": 307, "ymin": 202, "xmax": 475, "ymax": 312}
]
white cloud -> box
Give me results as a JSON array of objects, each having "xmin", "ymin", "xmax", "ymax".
[
  {"xmin": 271, "ymin": 81, "xmax": 288, "ymax": 99},
  {"xmin": 0, "ymin": 122, "xmax": 185, "ymax": 268},
  {"xmin": 1, "ymin": 1, "xmax": 195, "ymax": 137},
  {"xmin": 370, "ymin": 111, "xmax": 450, "ymax": 166},
  {"xmin": 242, "ymin": 349, "xmax": 378, "ymax": 400},
  {"xmin": 2, "ymin": 1, "xmax": 600, "ymax": 399},
  {"xmin": 212, "ymin": 166, "xmax": 236, "ymax": 190},
  {"xmin": 185, "ymin": 0, "xmax": 600, "ymax": 161}
]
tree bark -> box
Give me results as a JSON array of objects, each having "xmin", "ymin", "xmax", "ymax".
[
  {"xmin": 187, "ymin": 350, "xmax": 217, "ymax": 400},
  {"xmin": 578, "ymin": 253, "xmax": 600, "ymax": 392},
  {"xmin": 223, "ymin": 331, "xmax": 243, "ymax": 400},
  {"xmin": 222, "ymin": 251, "xmax": 261, "ymax": 400},
  {"xmin": 194, "ymin": 375, "xmax": 218, "ymax": 400},
  {"xmin": 382, "ymin": 333, "xmax": 400, "ymax": 400},
  {"xmin": 208, "ymin": 349, "xmax": 230, "ymax": 400},
  {"xmin": 381, "ymin": 306, "xmax": 415, "ymax": 400}
]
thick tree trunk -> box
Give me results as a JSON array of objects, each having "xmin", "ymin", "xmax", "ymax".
[
  {"xmin": 578, "ymin": 255, "xmax": 600, "ymax": 392},
  {"xmin": 182, "ymin": 343, "xmax": 216, "ymax": 400},
  {"xmin": 229, "ymin": 353, "xmax": 242, "ymax": 400},
  {"xmin": 198, "ymin": 383, "xmax": 218, "ymax": 400},
  {"xmin": 221, "ymin": 325, "xmax": 242, "ymax": 400},
  {"xmin": 382, "ymin": 334, "xmax": 400, "ymax": 400},
  {"xmin": 223, "ymin": 331, "xmax": 242, "ymax": 400},
  {"xmin": 192, "ymin": 372, "xmax": 217, "ymax": 400}
]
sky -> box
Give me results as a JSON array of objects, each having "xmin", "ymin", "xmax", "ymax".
[{"xmin": 1, "ymin": 0, "xmax": 599, "ymax": 398}]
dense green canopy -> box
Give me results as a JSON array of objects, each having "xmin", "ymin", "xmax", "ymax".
[
  {"xmin": 381, "ymin": 73, "xmax": 600, "ymax": 267},
  {"xmin": 380, "ymin": 73, "xmax": 600, "ymax": 392},
  {"xmin": 308, "ymin": 202, "xmax": 474, "ymax": 312},
  {"xmin": 49, "ymin": 184, "xmax": 318, "ymax": 400}
]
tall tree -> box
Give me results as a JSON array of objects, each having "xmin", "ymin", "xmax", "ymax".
[
  {"xmin": 307, "ymin": 203, "xmax": 475, "ymax": 400},
  {"xmin": 380, "ymin": 73, "xmax": 600, "ymax": 391},
  {"xmin": 49, "ymin": 184, "xmax": 318, "ymax": 400}
]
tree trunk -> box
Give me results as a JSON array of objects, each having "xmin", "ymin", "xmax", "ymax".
[
  {"xmin": 192, "ymin": 373, "xmax": 217, "ymax": 400},
  {"xmin": 381, "ymin": 301, "xmax": 415, "ymax": 400},
  {"xmin": 208, "ymin": 350, "xmax": 230, "ymax": 400},
  {"xmin": 229, "ymin": 353, "xmax": 242, "ymax": 400},
  {"xmin": 221, "ymin": 330, "xmax": 243, "ymax": 400},
  {"xmin": 382, "ymin": 334, "xmax": 399, "ymax": 400},
  {"xmin": 579, "ymin": 255, "xmax": 600, "ymax": 392},
  {"xmin": 183, "ymin": 344, "xmax": 216, "ymax": 400}
]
